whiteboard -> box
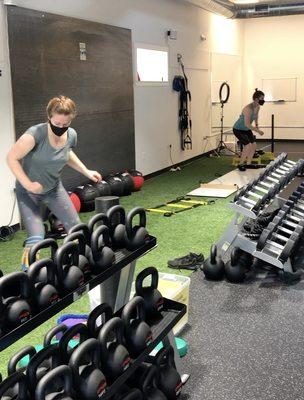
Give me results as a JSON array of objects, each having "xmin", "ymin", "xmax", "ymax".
[{"xmin": 262, "ymin": 78, "xmax": 297, "ymax": 102}]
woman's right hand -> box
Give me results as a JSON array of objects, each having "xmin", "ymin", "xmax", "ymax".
[
  {"xmin": 27, "ymin": 181, "xmax": 44, "ymax": 194},
  {"xmin": 258, "ymin": 129, "xmax": 264, "ymax": 136}
]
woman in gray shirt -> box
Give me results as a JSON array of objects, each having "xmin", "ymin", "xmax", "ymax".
[{"xmin": 7, "ymin": 95, "xmax": 102, "ymax": 270}]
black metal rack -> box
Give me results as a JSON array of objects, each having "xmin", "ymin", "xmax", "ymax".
[
  {"xmin": 0, "ymin": 236, "xmax": 157, "ymax": 352},
  {"xmin": 103, "ymin": 298, "xmax": 186, "ymax": 399}
]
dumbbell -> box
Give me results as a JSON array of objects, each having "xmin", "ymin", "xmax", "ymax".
[{"xmin": 279, "ymin": 223, "xmax": 304, "ymax": 262}]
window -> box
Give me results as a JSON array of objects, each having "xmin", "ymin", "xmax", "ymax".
[{"xmin": 136, "ymin": 46, "xmax": 169, "ymax": 84}]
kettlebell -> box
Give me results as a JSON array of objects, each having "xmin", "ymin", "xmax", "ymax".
[
  {"xmin": 69, "ymin": 223, "xmax": 93, "ymax": 262},
  {"xmin": 135, "ymin": 267, "xmax": 164, "ymax": 321},
  {"xmin": 224, "ymin": 247, "xmax": 246, "ymax": 283},
  {"xmin": 64, "ymin": 231, "xmax": 92, "ymax": 280},
  {"xmin": 87, "ymin": 303, "xmax": 113, "ymax": 338},
  {"xmin": 59, "ymin": 323, "xmax": 90, "ymax": 364},
  {"xmin": 28, "ymin": 238, "xmax": 58, "ymax": 280},
  {"xmin": 35, "ymin": 365, "xmax": 76, "ymax": 400},
  {"xmin": 7, "ymin": 345, "xmax": 36, "ymax": 375},
  {"xmin": 55, "ymin": 242, "xmax": 84, "ymax": 294},
  {"xmin": 44, "ymin": 323, "xmax": 68, "ymax": 347},
  {"xmin": 27, "ymin": 344, "xmax": 62, "ymax": 395},
  {"xmin": 98, "ymin": 317, "xmax": 131, "ymax": 382},
  {"xmin": 88, "ymin": 213, "xmax": 111, "ymax": 250},
  {"xmin": 125, "ymin": 208, "xmax": 149, "ymax": 250},
  {"xmin": 28, "ymin": 258, "xmax": 60, "ymax": 311},
  {"xmin": 201, "ymin": 245, "xmax": 225, "ymax": 281},
  {"xmin": 69, "ymin": 338, "xmax": 107, "ymax": 399},
  {"xmin": 0, "ymin": 272, "xmax": 32, "ymax": 331},
  {"xmin": 154, "ymin": 346, "xmax": 182, "ymax": 400},
  {"xmin": 0, "ymin": 371, "xmax": 29, "ymax": 400},
  {"xmin": 107, "ymin": 205, "xmax": 128, "ymax": 249},
  {"xmin": 142, "ymin": 365, "xmax": 167, "ymax": 400},
  {"xmin": 91, "ymin": 225, "xmax": 115, "ymax": 273},
  {"xmin": 121, "ymin": 296, "xmax": 153, "ymax": 358},
  {"xmin": 117, "ymin": 389, "xmax": 143, "ymax": 400}
]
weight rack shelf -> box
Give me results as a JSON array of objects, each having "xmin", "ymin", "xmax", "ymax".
[
  {"xmin": 0, "ymin": 236, "xmax": 157, "ymax": 352},
  {"xmin": 103, "ymin": 298, "xmax": 186, "ymax": 399}
]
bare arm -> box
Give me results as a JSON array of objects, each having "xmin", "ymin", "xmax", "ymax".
[
  {"xmin": 68, "ymin": 150, "xmax": 102, "ymax": 182},
  {"xmin": 6, "ymin": 133, "xmax": 43, "ymax": 193}
]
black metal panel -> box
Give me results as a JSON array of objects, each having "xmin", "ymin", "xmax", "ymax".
[{"xmin": 7, "ymin": 6, "xmax": 135, "ymax": 189}]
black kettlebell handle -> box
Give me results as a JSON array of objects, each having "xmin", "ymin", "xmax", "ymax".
[
  {"xmin": 230, "ymin": 247, "xmax": 240, "ymax": 266},
  {"xmin": 98, "ymin": 317, "xmax": 125, "ymax": 355},
  {"xmin": 125, "ymin": 207, "xmax": 146, "ymax": 238},
  {"xmin": 64, "ymin": 232, "xmax": 86, "ymax": 257},
  {"xmin": 69, "ymin": 223, "xmax": 91, "ymax": 245},
  {"xmin": 88, "ymin": 213, "xmax": 110, "ymax": 234},
  {"xmin": 87, "ymin": 303, "xmax": 113, "ymax": 337},
  {"xmin": 29, "ymin": 238, "xmax": 58, "ymax": 265},
  {"xmin": 59, "ymin": 323, "xmax": 89, "ymax": 362},
  {"xmin": 35, "ymin": 365, "xmax": 74, "ymax": 400},
  {"xmin": 28, "ymin": 258, "xmax": 57, "ymax": 286},
  {"xmin": 142, "ymin": 365, "xmax": 159, "ymax": 392},
  {"xmin": 0, "ymin": 272, "xmax": 31, "ymax": 300},
  {"xmin": 91, "ymin": 225, "xmax": 112, "ymax": 261},
  {"xmin": 210, "ymin": 245, "xmax": 217, "ymax": 264},
  {"xmin": 122, "ymin": 296, "xmax": 146, "ymax": 331},
  {"xmin": 107, "ymin": 205, "xmax": 126, "ymax": 227},
  {"xmin": 27, "ymin": 344, "xmax": 61, "ymax": 390},
  {"xmin": 44, "ymin": 323, "xmax": 68, "ymax": 347},
  {"xmin": 7, "ymin": 345, "xmax": 36, "ymax": 375},
  {"xmin": 0, "ymin": 371, "xmax": 28, "ymax": 399},
  {"xmin": 69, "ymin": 338, "xmax": 100, "ymax": 377},
  {"xmin": 55, "ymin": 242, "xmax": 79, "ymax": 280},
  {"xmin": 135, "ymin": 267, "xmax": 159, "ymax": 295}
]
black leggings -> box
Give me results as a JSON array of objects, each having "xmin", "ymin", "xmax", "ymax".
[{"xmin": 233, "ymin": 128, "xmax": 256, "ymax": 146}]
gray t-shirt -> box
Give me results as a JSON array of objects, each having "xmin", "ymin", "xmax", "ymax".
[{"xmin": 16, "ymin": 122, "xmax": 77, "ymax": 194}]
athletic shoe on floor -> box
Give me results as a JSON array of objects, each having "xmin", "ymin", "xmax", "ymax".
[
  {"xmin": 238, "ymin": 164, "xmax": 247, "ymax": 171},
  {"xmin": 168, "ymin": 252, "xmax": 204, "ymax": 271}
]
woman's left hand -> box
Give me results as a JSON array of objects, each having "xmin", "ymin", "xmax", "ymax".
[{"xmin": 86, "ymin": 170, "xmax": 102, "ymax": 182}]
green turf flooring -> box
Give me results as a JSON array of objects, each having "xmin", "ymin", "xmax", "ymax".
[{"xmin": 0, "ymin": 155, "xmax": 235, "ymax": 378}]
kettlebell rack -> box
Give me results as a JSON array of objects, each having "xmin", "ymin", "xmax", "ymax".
[
  {"xmin": 0, "ymin": 234, "xmax": 189, "ymax": 398},
  {"xmin": 216, "ymin": 153, "xmax": 304, "ymax": 274}
]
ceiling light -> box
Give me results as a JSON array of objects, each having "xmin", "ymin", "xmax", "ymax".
[{"xmin": 232, "ymin": 0, "xmax": 259, "ymax": 4}]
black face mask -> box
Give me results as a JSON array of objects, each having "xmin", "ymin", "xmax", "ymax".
[
  {"xmin": 49, "ymin": 120, "xmax": 69, "ymax": 137},
  {"xmin": 258, "ymin": 99, "xmax": 265, "ymax": 106}
]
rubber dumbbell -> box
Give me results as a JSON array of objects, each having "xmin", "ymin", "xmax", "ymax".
[{"xmin": 279, "ymin": 225, "xmax": 304, "ymax": 263}]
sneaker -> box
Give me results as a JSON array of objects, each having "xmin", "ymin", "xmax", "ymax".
[
  {"xmin": 238, "ymin": 164, "xmax": 247, "ymax": 172},
  {"xmin": 168, "ymin": 253, "xmax": 204, "ymax": 271}
]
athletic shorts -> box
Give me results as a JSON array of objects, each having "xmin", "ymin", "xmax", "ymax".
[{"xmin": 233, "ymin": 128, "xmax": 256, "ymax": 146}]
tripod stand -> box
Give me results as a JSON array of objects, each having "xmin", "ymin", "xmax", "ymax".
[{"xmin": 214, "ymin": 101, "xmax": 238, "ymax": 157}]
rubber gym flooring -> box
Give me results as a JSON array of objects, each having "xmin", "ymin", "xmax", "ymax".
[{"xmin": 1, "ymin": 149, "xmax": 304, "ymax": 399}]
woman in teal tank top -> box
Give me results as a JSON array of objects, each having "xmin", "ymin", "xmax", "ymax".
[{"xmin": 233, "ymin": 89, "xmax": 265, "ymax": 171}]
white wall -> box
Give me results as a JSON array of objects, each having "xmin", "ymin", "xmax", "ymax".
[
  {"xmin": 243, "ymin": 14, "xmax": 304, "ymax": 140},
  {"xmin": 0, "ymin": 0, "xmax": 243, "ymax": 226}
]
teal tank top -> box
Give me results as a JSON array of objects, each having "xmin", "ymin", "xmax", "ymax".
[{"xmin": 234, "ymin": 109, "xmax": 256, "ymax": 131}]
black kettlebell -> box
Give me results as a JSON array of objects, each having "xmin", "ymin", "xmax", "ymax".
[
  {"xmin": 7, "ymin": 345, "xmax": 36, "ymax": 375},
  {"xmin": 0, "ymin": 272, "xmax": 32, "ymax": 331},
  {"xmin": 87, "ymin": 303, "xmax": 113, "ymax": 338},
  {"xmin": 135, "ymin": 267, "xmax": 164, "ymax": 321},
  {"xmin": 0, "ymin": 371, "xmax": 29, "ymax": 400},
  {"xmin": 64, "ymin": 231, "xmax": 92, "ymax": 280},
  {"xmin": 91, "ymin": 225, "xmax": 115, "ymax": 273},
  {"xmin": 28, "ymin": 258, "xmax": 60, "ymax": 311},
  {"xmin": 35, "ymin": 365, "xmax": 76, "ymax": 400},
  {"xmin": 224, "ymin": 247, "xmax": 246, "ymax": 283},
  {"xmin": 201, "ymin": 245, "xmax": 225, "ymax": 281},
  {"xmin": 28, "ymin": 238, "xmax": 58, "ymax": 280},
  {"xmin": 117, "ymin": 389, "xmax": 143, "ymax": 400},
  {"xmin": 154, "ymin": 346, "xmax": 182, "ymax": 400},
  {"xmin": 88, "ymin": 213, "xmax": 111, "ymax": 250},
  {"xmin": 142, "ymin": 365, "xmax": 167, "ymax": 400},
  {"xmin": 125, "ymin": 208, "xmax": 149, "ymax": 250},
  {"xmin": 59, "ymin": 323, "xmax": 90, "ymax": 364},
  {"xmin": 44, "ymin": 323, "xmax": 68, "ymax": 346},
  {"xmin": 69, "ymin": 338, "xmax": 107, "ymax": 399},
  {"xmin": 107, "ymin": 205, "xmax": 128, "ymax": 249},
  {"xmin": 55, "ymin": 242, "xmax": 84, "ymax": 294},
  {"xmin": 69, "ymin": 223, "xmax": 93, "ymax": 262},
  {"xmin": 122, "ymin": 296, "xmax": 153, "ymax": 358},
  {"xmin": 27, "ymin": 344, "xmax": 62, "ymax": 395},
  {"xmin": 98, "ymin": 317, "xmax": 131, "ymax": 382}
]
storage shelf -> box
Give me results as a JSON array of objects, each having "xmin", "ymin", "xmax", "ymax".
[{"xmin": 0, "ymin": 236, "xmax": 157, "ymax": 352}]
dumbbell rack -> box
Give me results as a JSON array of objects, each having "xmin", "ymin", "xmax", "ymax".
[
  {"xmin": 216, "ymin": 154, "xmax": 304, "ymax": 274},
  {"xmin": 0, "ymin": 236, "xmax": 189, "ymax": 398}
]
